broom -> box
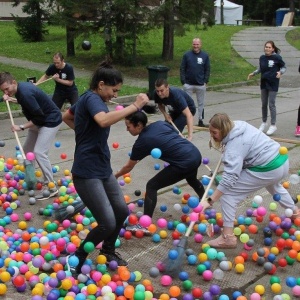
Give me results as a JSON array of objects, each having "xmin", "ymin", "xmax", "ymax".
[
  {"xmin": 163, "ymin": 156, "xmax": 222, "ymax": 277},
  {"xmin": 5, "ymin": 100, "xmax": 37, "ymax": 190},
  {"xmin": 54, "ymin": 199, "xmax": 86, "ymax": 223}
]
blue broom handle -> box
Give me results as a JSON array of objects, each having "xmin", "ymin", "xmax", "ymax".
[{"xmin": 185, "ymin": 156, "xmax": 222, "ymax": 237}]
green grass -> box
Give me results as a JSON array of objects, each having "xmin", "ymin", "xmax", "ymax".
[{"xmin": 286, "ymin": 28, "xmax": 300, "ymax": 50}]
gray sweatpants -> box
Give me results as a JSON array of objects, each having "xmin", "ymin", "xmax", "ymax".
[
  {"xmin": 183, "ymin": 83, "xmax": 206, "ymax": 120},
  {"xmin": 220, "ymin": 160, "xmax": 295, "ymax": 227},
  {"xmin": 23, "ymin": 124, "xmax": 61, "ymax": 184},
  {"xmin": 261, "ymin": 89, "xmax": 277, "ymax": 125}
]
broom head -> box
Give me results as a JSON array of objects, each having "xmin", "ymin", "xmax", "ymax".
[
  {"xmin": 24, "ymin": 160, "xmax": 37, "ymax": 190},
  {"xmin": 163, "ymin": 236, "xmax": 188, "ymax": 277},
  {"xmin": 54, "ymin": 199, "xmax": 86, "ymax": 223}
]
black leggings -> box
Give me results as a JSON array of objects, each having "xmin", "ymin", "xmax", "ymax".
[
  {"xmin": 144, "ymin": 164, "xmax": 205, "ymax": 217},
  {"xmin": 73, "ymin": 175, "xmax": 128, "ymax": 257}
]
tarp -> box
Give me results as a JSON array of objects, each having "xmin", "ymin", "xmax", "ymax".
[{"xmin": 214, "ymin": 0, "xmax": 243, "ymax": 25}]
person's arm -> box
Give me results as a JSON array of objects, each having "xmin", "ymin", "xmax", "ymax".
[
  {"xmin": 94, "ymin": 93, "xmax": 149, "ymax": 127},
  {"xmin": 204, "ymin": 55, "xmax": 210, "ymax": 84},
  {"xmin": 158, "ymin": 103, "xmax": 172, "ymax": 122},
  {"xmin": 247, "ymin": 68, "xmax": 260, "ymax": 80},
  {"xmin": 115, "ymin": 159, "xmax": 138, "ymax": 179},
  {"xmin": 201, "ymin": 188, "xmax": 224, "ymax": 211},
  {"xmin": 62, "ymin": 109, "xmax": 75, "ymax": 129},
  {"xmin": 12, "ymin": 121, "xmax": 34, "ymax": 132},
  {"xmin": 52, "ymin": 73, "xmax": 74, "ymax": 87},
  {"xmin": 36, "ymin": 74, "xmax": 50, "ymax": 85},
  {"xmin": 181, "ymin": 107, "xmax": 194, "ymax": 141}
]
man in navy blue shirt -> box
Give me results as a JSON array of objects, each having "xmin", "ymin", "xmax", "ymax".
[
  {"xmin": 154, "ymin": 78, "xmax": 196, "ymax": 141},
  {"xmin": 180, "ymin": 38, "xmax": 210, "ymax": 127},
  {"xmin": 36, "ymin": 52, "xmax": 78, "ymax": 110}
]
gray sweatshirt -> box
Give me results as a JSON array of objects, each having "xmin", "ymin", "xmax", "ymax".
[{"xmin": 218, "ymin": 121, "xmax": 280, "ymax": 194}]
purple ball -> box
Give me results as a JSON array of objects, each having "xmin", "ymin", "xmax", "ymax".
[
  {"xmin": 119, "ymin": 228, "xmax": 126, "ymax": 237},
  {"xmin": 32, "ymin": 296, "xmax": 44, "ymax": 300},
  {"xmin": 246, "ymin": 209, "xmax": 253, "ymax": 217},
  {"xmin": 203, "ymin": 292, "xmax": 213, "ymax": 300},
  {"xmin": 202, "ymin": 157, "xmax": 210, "ymax": 165},
  {"xmin": 16, "ymin": 283, "xmax": 27, "ymax": 292},
  {"xmin": 48, "ymin": 277, "xmax": 59, "ymax": 288},
  {"xmin": 268, "ymin": 221, "xmax": 278, "ymax": 231},
  {"xmin": 209, "ymin": 284, "xmax": 221, "ymax": 295},
  {"xmin": 213, "ymin": 225, "xmax": 221, "ymax": 234},
  {"xmin": 46, "ymin": 292, "xmax": 58, "ymax": 300},
  {"xmin": 109, "ymin": 260, "xmax": 119, "ymax": 270},
  {"xmin": 182, "ymin": 293, "xmax": 194, "ymax": 300}
]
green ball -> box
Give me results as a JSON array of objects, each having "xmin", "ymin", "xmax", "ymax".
[
  {"xmin": 196, "ymin": 264, "xmax": 207, "ymax": 275},
  {"xmin": 97, "ymin": 264, "xmax": 107, "ymax": 273},
  {"xmin": 182, "ymin": 279, "xmax": 193, "ymax": 290},
  {"xmin": 207, "ymin": 248, "xmax": 218, "ymax": 259},
  {"xmin": 270, "ymin": 276, "xmax": 280, "ymax": 284},
  {"xmin": 281, "ymin": 232, "xmax": 290, "ymax": 240},
  {"xmin": 83, "ymin": 241, "xmax": 95, "ymax": 253},
  {"xmin": 239, "ymin": 233, "xmax": 249, "ymax": 243},
  {"xmin": 252, "ymin": 202, "xmax": 259, "ymax": 208},
  {"xmin": 285, "ymin": 255, "xmax": 295, "ymax": 265},
  {"xmin": 44, "ymin": 253, "xmax": 54, "ymax": 262},
  {"xmin": 134, "ymin": 291, "xmax": 145, "ymax": 300},
  {"xmin": 32, "ymin": 248, "xmax": 41, "ymax": 256},
  {"xmin": 244, "ymin": 217, "xmax": 253, "ymax": 225},
  {"xmin": 115, "ymin": 238, "xmax": 121, "ymax": 248},
  {"xmin": 85, "ymin": 210, "xmax": 93, "ymax": 218}
]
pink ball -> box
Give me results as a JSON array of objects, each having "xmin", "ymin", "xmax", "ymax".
[
  {"xmin": 26, "ymin": 152, "xmax": 35, "ymax": 161},
  {"xmin": 194, "ymin": 233, "xmax": 203, "ymax": 243},
  {"xmin": 292, "ymin": 285, "xmax": 300, "ymax": 296},
  {"xmin": 256, "ymin": 206, "xmax": 267, "ymax": 217},
  {"xmin": 193, "ymin": 204, "xmax": 203, "ymax": 213},
  {"xmin": 10, "ymin": 213, "xmax": 19, "ymax": 222},
  {"xmin": 23, "ymin": 253, "xmax": 33, "ymax": 263},
  {"xmin": 56, "ymin": 238, "xmax": 66, "ymax": 247},
  {"xmin": 189, "ymin": 212, "xmax": 199, "ymax": 222},
  {"xmin": 127, "ymin": 203, "xmax": 136, "ymax": 212},
  {"xmin": 244, "ymin": 244, "xmax": 253, "ymax": 251},
  {"xmin": 107, "ymin": 281, "xmax": 117, "ymax": 292},
  {"xmin": 157, "ymin": 218, "xmax": 167, "ymax": 228},
  {"xmin": 115, "ymin": 105, "xmax": 124, "ymax": 111},
  {"xmin": 19, "ymin": 264, "xmax": 29, "ymax": 274},
  {"xmin": 24, "ymin": 212, "xmax": 32, "ymax": 221},
  {"xmin": 160, "ymin": 275, "xmax": 172, "ymax": 286},
  {"xmin": 202, "ymin": 270, "xmax": 213, "ymax": 281},
  {"xmin": 66, "ymin": 243, "xmax": 77, "ymax": 253},
  {"xmin": 62, "ymin": 220, "xmax": 71, "ymax": 229},
  {"xmin": 91, "ymin": 271, "xmax": 102, "ymax": 282},
  {"xmin": 139, "ymin": 215, "xmax": 152, "ymax": 227},
  {"xmin": 250, "ymin": 293, "xmax": 261, "ymax": 300}
]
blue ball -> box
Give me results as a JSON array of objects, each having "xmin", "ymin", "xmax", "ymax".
[
  {"xmin": 286, "ymin": 276, "xmax": 297, "ymax": 287},
  {"xmin": 264, "ymin": 237, "xmax": 273, "ymax": 246},
  {"xmin": 54, "ymin": 141, "xmax": 61, "ymax": 148},
  {"xmin": 168, "ymin": 249, "xmax": 179, "ymax": 260},
  {"xmin": 167, "ymin": 221, "xmax": 174, "ymax": 230},
  {"xmin": 273, "ymin": 194, "xmax": 281, "ymax": 201},
  {"xmin": 182, "ymin": 205, "xmax": 190, "ymax": 214},
  {"xmin": 178, "ymin": 271, "xmax": 189, "ymax": 281},
  {"xmin": 151, "ymin": 148, "xmax": 162, "ymax": 159},
  {"xmin": 160, "ymin": 205, "xmax": 167, "ymax": 212},
  {"xmin": 187, "ymin": 254, "xmax": 197, "ymax": 265},
  {"xmin": 137, "ymin": 199, "xmax": 144, "ymax": 207},
  {"xmin": 232, "ymin": 291, "xmax": 242, "ymax": 300},
  {"xmin": 152, "ymin": 233, "xmax": 161, "ymax": 243},
  {"xmin": 201, "ymin": 177, "xmax": 210, "ymax": 186},
  {"xmin": 187, "ymin": 196, "xmax": 199, "ymax": 208},
  {"xmin": 176, "ymin": 223, "xmax": 187, "ymax": 233},
  {"xmin": 68, "ymin": 255, "xmax": 79, "ymax": 267},
  {"xmin": 154, "ymin": 163, "xmax": 160, "ymax": 170},
  {"xmin": 198, "ymin": 223, "xmax": 207, "ymax": 234}
]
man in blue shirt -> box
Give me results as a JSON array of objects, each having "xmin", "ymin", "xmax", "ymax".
[
  {"xmin": 180, "ymin": 38, "xmax": 210, "ymax": 127},
  {"xmin": 154, "ymin": 78, "xmax": 196, "ymax": 141}
]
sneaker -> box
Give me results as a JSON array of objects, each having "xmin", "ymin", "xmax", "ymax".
[
  {"xmin": 198, "ymin": 120, "xmax": 208, "ymax": 128},
  {"xmin": 206, "ymin": 231, "xmax": 237, "ymax": 249},
  {"xmin": 35, "ymin": 186, "xmax": 58, "ymax": 201},
  {"xmin": 99, "ymin": 250, "xmax": 128, "ymax": 266},
  {"xmin": 295, "ymin": 125, "xmax": 300, "ymax": 137},
  {"xmin": 126, "ymin": 224, "xmax": 151, "ymax": 236},
  {"xmin": 266, "ymin": 125, "xmax": 277, "ymax": 136},
  {"xmin": 258, "ymin": 122, "xmax": 267, "ymax": 132}
]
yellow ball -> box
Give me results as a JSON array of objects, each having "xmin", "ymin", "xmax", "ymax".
[
  {"xmin": 31, "ymin": 287, "xmax": 43, "ymax": 296},
  {"xmin": 0, "ymin": 272, "xmax": 11, "ymax": 282},
  {"xmin": 198, "ymin": 253, "xmax": 208, "ymax": 262},
  {"xmin": 159, "ymin": 294, "xmax": 170, "ymax": 300},
  {"xmin": 270, "ymin": 247, "xmax": 279, "ymax": 255},
  {"xmin": 159, "ymin": 230, "xmax": 168, "ymax": 239},
  {"xmin": 279, "ymin": 146, "xmax": 288, "ymax": 155},
  {"xmin": 87, "ymin": 283, "xmax": 98, "ymax": 294},
  {"xmin": 48, "ymin": 182, "xmax": 56, "ymax": 189},
  {"xmin": 101, "ymin": 274, "xmax": 112, "ymax": 284},
  {"xmin": 255, "ymin": 284, "xmax": 265, "ymax": 295},
  {"xmin": 124, "ymin": 176, "xmax": 131, "ymax": 184},
  {"xmin": 64, "ymin": 169, "xmax": 71, "ymax": 176},
  {"xmin": 61, "ymin": 278, "xmax": 72, "ymax": 290},
  {"xmin": 18, "ymin": 221, "xmax": 27, "ymax": 230},
  {"xmin": 235, "ymin": 263, "xmax": 245, "ymax": 273},
  {"xmin": 271, "ymin": 283, "xmax": 282, "ymax": 293},
  {"xmin": 0, "ymin": 283, "xmax": 7, "ymax": 295},
  {"xmin": 35, "ymin": 170, "xmax": 42, "ymax": 177}
]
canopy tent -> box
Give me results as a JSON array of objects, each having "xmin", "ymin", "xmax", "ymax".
[{"xmin": 214, "ymin": 0, "xmax": 243, "ymax": 25}]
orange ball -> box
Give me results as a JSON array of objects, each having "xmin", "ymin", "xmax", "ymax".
[
  {"xmin": 288, "ymin": 249, "xmax": 298, "ymax": 259},
  {"xmin": 148, "ymin": 224, "xmax": 157, "ymax": 234},
  {"xmin": 234, "ymin": 255, "xmax": 245, "ymax": 265},
  {"xmin": 169, "ymin": 286, "xmax": 181, "ymax": 297},
  {"xmin": 248, "ymin": 224, "xmax": 258, "ymax": 234},
  {"xmin": 124, "ymin": 285, "xmax": 134, "ymax": 299},
  {"xmin": 282, "ymin": 181, "xmax": 290, "ymax": 189}
]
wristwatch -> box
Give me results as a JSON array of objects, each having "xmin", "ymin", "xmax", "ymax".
[
  {"xmin": 207, "ymin": 197, "xmax": 213, "ymax": 206},
  {"xmin": 19, "ymin": 125, "xmax": 25, "ymax": 131}
]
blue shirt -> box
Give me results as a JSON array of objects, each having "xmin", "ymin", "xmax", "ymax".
[
  {"xmin": 154, "ymin": 87, "xmax": 196, "ymax": 116},
  {"xmin": 71, "ymin": 90, "xmax": 112, "ymax": 179},
  {"xmin": 130, "ymin": 121, "xmax": 201, "ymax": 169},
  {"xmin": 15, "ymin": 82, "xmax": 61, "ymax": 127},
  {"xmin": 180, "ymin": 50, "xmax": 210, "ymax": 85}
]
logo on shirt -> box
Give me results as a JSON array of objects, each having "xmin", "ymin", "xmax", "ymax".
[
  {"xmin": 61, "ymin": 73, "xmax": 67, "ymax": 79},
  {"xmin": 197, "ymin": 58, "xmax": 203, "ymax": 64},
  {"xmin": 268, "ymin": 60, "xmax": 274, "ymax": 68}
]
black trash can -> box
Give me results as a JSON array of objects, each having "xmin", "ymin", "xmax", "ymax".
[{"xmin": 147, "ymin": 65, "xmax": 170, "ymax": 99}]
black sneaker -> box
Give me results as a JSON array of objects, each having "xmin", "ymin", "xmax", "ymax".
[
  {"xmin": 198, "ymin": 120, "xmax": 208, "ymax": 128},
  {"xmin": 99, "ymin": 250, "xmax": 128, "ymax": 266},
  {"xmin": 126, "ymin": 224, "xmax": 152, "ymax": 236}
]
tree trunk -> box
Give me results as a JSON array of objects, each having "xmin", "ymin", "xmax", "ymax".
[
  {"xmin": 162, "ymin": 2, "xmax": 174, "ymax": 61},
  {"xmin": 289, "ymin": 0, "xmax": 295, "ymax": 12},
  {"xmin": 66, "ymin": 26, "xmax": 75, "ymax": 57},
  {"xmin": 220, "ymin": 0, "xmax": 224, "ymax": 25}
]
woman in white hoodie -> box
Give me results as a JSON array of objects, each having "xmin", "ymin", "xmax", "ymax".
[{"xmin": 201, "ymin": 113, "xmax": 299, "ymax": 249}]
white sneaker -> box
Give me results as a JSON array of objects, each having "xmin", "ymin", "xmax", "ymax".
[
  {"xmin": 258, "ymin": 122, "xmax": 267, "ymax": 131},
  {"xmin": 266, "ymin": 125, "xmax": 277, "ymax": 136}
]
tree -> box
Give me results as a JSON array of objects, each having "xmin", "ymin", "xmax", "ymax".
[{"xmin": 12, "ymin": 0, "xmax": 49, "ymax": 42}]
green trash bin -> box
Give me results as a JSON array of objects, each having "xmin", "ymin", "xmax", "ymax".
[{"xmin": 147, "ymin": 65, "xmax": 170, "ymax": 99}]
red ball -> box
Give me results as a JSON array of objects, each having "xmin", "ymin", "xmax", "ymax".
[
  {"xmin": 135, "ymin": 230, "xmax": 144, "ymax": 238},
  {"xmin": 275, "ymin": 228, "xmax": 284, "ymax": 237},
  {"xmin": 128, "ymin": 214, "xmax": 138, "ymax": 225},
  {"xmin": 124, "ymin": 231, "xmax": 132, "ymax": 240},
  {"xmin": 278, "ymin": 258, "xmax": 287, "ymax": 267},
  {"xmin": 145, "ymin": 285, "xmax": 154, "ymax": 292},
  {"xmin": 268, "ymin": 264, "xmax": 277, "ymax": 274},
  {"xmin": 192, "ymin": 287, "xmax": 203, "ymax": 298},
  {"xmin": 255, "ymin": 215, "xmax": 264, "ymax": 223},
  {"xmin": 239, "ymin": 252, "xmax": 249, "ymax": 261},
  {"xmin": 276, "ymin": 238, "xmax": 286, "ymax": 249},
  {"xmin": 60, "ymin": 153, "xmax": 67, "ymax": 159},
  {"xmin": 183, "ymin": 193, "xmax": 191, "ymax": 200},
  {"xmin": 112, "ymin": 142, "xmax": 119, "ymax": 149},
  {"xmin": 172, "ymin": 231, "xmax": 181, "ymax": 240},
  {"xmin": 36, "ymin": 182, "xmax": 43, "ymax": 190},
  {"xmin": 13, "ymin": 275, "xmax": 25, "ymax": 287}
]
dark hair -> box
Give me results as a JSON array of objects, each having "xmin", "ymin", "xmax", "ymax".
[
  {"xmin": 53, "ymin": 52, "xmax": 64, "ymax": 60},
  {"xmin": 0, "ymin": 72, "xmax": 15, "ymax": 86},
  {"xmin": 265, "ymin": 41, "xmax": 281, "ymax": 54},
  {"xmin": 90, "ymin": 60, "xmax": 123, "ymax": 90},
  {"xmin": 155, "ymin": 78, "xmax": 168, "ymax": 88},
  {"xmin": 125, "ymin": 111, "xmax": 148, "ymax": 127}
]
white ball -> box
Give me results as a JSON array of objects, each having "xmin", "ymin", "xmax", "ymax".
[
  {"xmin": 285, "ymin": 208, "xmax": 293, "ymax": 218},
  {"xmin": 101, "ymin": 286, "xmax": 113, "ymax": 295},
  {"xmin": 173, "ymin": 203, "xmax": 181, "ymax": 211},
  {"xmin": 253, "ymin": 195, "xmax": 263, "ymax": 205},
  {"xmin": 289, "ymin": 174, "xmax": 300, "ymax": 185}
]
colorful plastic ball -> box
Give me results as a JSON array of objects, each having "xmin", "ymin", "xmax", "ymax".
[
  {"xmin": 157, "ymin": 218, "xmax": 167, "ymax": 228},
  {"xmin": 151, "ymin": 148, "xmax": 162, "ymax": 159},
  {"xmin": 60, "ymin": 153, "xmax": 67, "ymax": 159},
  {"xmin": 169, "ymin": 286, "xmax": 181, "ymax": 297},
  {"xmin": 250, "ymin": 293, "xmax": 261, "ymax": 300},
  {"xmin": 292, "ymin": 285, "xmax": 300, "ymax": 296},
  {"xmin": 182, "ymin": 279, "xmax": 193, "ymax": 291},
  {"xmin": 286, "ymin": 276, "xmax": 297, "ymax": 287},
  {"xmin": 139, "ymin": 215, "xmax": 152, "ymax": 228},
  {"xmin": 178, "ymin": 271, "xmax": 189, "ymax": 281},
  {"xmin": 201, "ymin": 177, "xmax": 210, "ymax": 186},
  {"xmin": 168, "ymin": 249, "xmax": 179, "ymax": 260},
  {"xmin": 213, "ymin": 268, "xmax": 224, "ymax": 280},
  {"xmin": 279, "ymin": 146, "xmax": 288, "ymax": 155},
  {"xmin": 54, "ymin": 141, "xmax": 61, "ymax": 147},
  {"xmin": 273, "ymin": 194, "xmax": 281, "ymax": 201},
  {"xmin": 202, "ymin": 270, "xmax": 213, "ymax": 281},
  {"xmin": 202, "ymin": 157, "xmax": 210, "ymax": 164},
  {"xmin": 187, "ymin": 196, "xmax": 199, "ymax": 208},
  {"xmin": 253, "ymin": 195, "xmax": 263, "ymax": 205},
  {"xmin": 239, "ymin": 233, "xmax": 249, "ymax": 243},
  {"xmin": 149, "ymin": 267, "xmax": 160, "ymax": 278},
  {"xmin": 26, "ymin": 152, "xmax": 35, "ymax": 161},
  {"xmin": 271, "ymin": 283, "xmax": 282, "ymax": 293},
  {"xmin": 254, "ymin": 285, "xmax": 265, "ymax": 295},
  {"xmin": 0, "ymin": 283, "xmax": 7, "ymax": 295},
  {"xmin": 160, "ymin": 275, "xmax": 172, "ymax": 286},
  {"xmin": 112, "ymin": 142, "xmax": 119, "ymax": 149},
  {"xmin": 83, "ymin": 242, "xmax": 95, "ymax": 253}
]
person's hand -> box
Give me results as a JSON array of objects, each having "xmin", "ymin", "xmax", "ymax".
[
  {"xmin": 11, "ymin": 124, "xmax": 21, "ymax": 132},
  {"xmin": 201, "ymin": 198, "xmax": 212, "ymax": 211},
  {"xmin": 52, "ymin": 73, "xmax": 59, "ymax": 81},
  {"xmin": 276, "ymin": 71, "xmax": 281, "ymax": 79},
  {"xmin": 2, "ymin": 94, "xmax": 9, "ymax": 101},
  {"xmin": 247, "ymin": 73, "xmax": 254, "ymax": 80},
  {"xmin": 134, "ymin": 93, "xmax": 149, "ymax": 109}
]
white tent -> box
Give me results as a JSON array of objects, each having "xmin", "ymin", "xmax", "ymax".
[{"xmin": 214, "ymin": 0, "xmax": 243, "ymax": 25}]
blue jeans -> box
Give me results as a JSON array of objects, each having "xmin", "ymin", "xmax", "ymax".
[{"xmin": 73, "ymin": 174, "xmax": 128, "ymax": 256}]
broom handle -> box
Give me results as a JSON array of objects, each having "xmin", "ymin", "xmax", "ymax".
[
  {"xmin": 36, "ymin": 76, "xmax": 53, "ymax": 85},
  {"xmin": 5, "ymin": 100, "xmax": 26, "ymax": 159},
  {"xmin": 170, "ymin": 121, "xmax": 184, "ymax": 138},
  {"xmin": 185, "ymin": 156, "xmax": 222, "ymax": 237}
]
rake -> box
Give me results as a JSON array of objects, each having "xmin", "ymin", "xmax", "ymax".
[
  {"xmin": 163, "ymin": 156, "xmax": 222, "ymax": 277},
  {"xmin": 5, "ymin": 100, "xmax": 37, "ymax": 190}
]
